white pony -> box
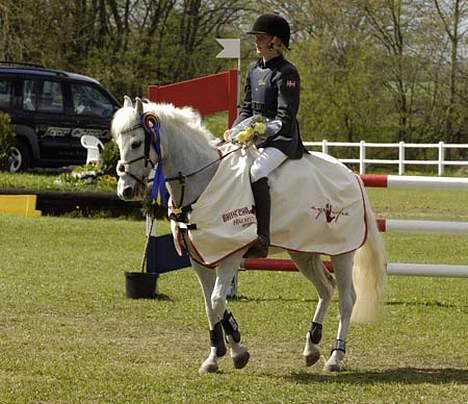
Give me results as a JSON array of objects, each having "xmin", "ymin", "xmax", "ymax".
[{"xmin": 112, "ymin": 97, "xmax": 387, "ymax": 374}]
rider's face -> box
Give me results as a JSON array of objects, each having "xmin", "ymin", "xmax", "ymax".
[{"xmin": 255, "ymin": 34, "xmax": 274, "ymax": 56}]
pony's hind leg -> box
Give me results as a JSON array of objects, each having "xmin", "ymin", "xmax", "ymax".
[
  {"xmin": 288, "ymin": 252, "xmax": 336, "ymax": 368},
  {"xmin": 324, "ymin": 252, "xmax": 356, "ymax": 372},
  {"xmin": 192, "ymin": 261, "xmax": 226, "ymax": 374}
]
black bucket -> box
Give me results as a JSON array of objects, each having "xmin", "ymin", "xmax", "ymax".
[{"xmin": 125, "ymin": 272, "xmax": 158, "ymax": 299}]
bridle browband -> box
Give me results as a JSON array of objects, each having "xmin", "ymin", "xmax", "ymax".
[{"xmin": 118, "ymin": 112, "xmax": 242, "ymax": 208}]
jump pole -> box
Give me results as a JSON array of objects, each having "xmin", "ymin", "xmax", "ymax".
[
  {"xmin": 240, "ymin": 216, "xmax": 468, "ymax": 278},
  {"xmin": 241, "ymin": 259, "xmax": 468, "ymax": 278},
  {"xmin": 238, "ymin": 175, "xmax": 468, "ymax": 279},
  {"xmin": 377, "ymin": 219, "xmax": 468, "ymax": 233},
  {"xmin": 387, "ymin": 263, "xmax": 468, "ymax": 277},
  {"xmin": 361, "ymin": 174, "xmax": 468, "ymax": 189}
]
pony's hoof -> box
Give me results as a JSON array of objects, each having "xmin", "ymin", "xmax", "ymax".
[
  {"xmin": 304, "ymin": 351, "xmax": 321, "ymax": 367},
  {"xmin": 324, "ymin": 349, "xmax": 344, "ymax": 372},
  {"xmin": 323, "ymin": 362, "xmax": 341, "ymax": 372},
  {"xmin": 232, "ymin": 350, "xmax": 250, "ymax": 369},
  {"xmin": 199, "ymin": 361, "xmax": 219, "ymax": 375}
]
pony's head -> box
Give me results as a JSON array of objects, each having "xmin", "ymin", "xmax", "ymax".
[
  {"xmin": 112, "ymin": 96, "xmax": 161, "ymax": 201},
  {"xmin": 112, "ymin": 96, "xmax": 217, "ymax": 202}
]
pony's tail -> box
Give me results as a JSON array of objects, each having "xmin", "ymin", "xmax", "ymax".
[{"xmin": 351, "ymin": 184, "xmax": 387, "ymax": 323}]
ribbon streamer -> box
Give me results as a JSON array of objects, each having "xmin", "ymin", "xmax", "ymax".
[{"xmin": 145, "ymin": 116, "xmax": 168, "ymax": 206}]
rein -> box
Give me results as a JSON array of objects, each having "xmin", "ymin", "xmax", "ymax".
[{"xmin": 165, "ymin": 145, "xmax": 241, "ymax": 209}]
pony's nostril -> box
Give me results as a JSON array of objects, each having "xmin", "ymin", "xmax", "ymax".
[
  {"xmin": 122, "ymin": 186, "xmax": 134, "ymax": 199},
  {"xmin": 116, "ymin": 163, "xmax": 125, "ymax": 176}
]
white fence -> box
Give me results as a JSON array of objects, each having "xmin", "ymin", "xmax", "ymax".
[{"xmin": 303, "ymin": 140, "xmax": 468, "ymax": 175}]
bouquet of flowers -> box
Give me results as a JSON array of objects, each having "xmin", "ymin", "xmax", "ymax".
[{"xmin": 227, "ymin": 115, "xmax": 277, "ymax": 146}]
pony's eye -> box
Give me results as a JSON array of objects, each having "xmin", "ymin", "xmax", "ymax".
[{"xmin": 131, "ymin": 140, "xmax": 142, "ymax": 150}]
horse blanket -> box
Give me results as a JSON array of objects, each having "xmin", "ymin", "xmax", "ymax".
[{"xmin": 171, "ymin": 145, "xmax": 368, "ymax": 266}]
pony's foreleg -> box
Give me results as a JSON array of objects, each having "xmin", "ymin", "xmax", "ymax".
[
  {"xmin": 325, "ymin": 252, "xmax": 356, "ymax": 372},
  {"xmin": 192, "ymin": 262, "xmax": 226, "ymax": 374},
  {"xmin": 213, "ymin": 252, "xmax": 250, "ymax": 370},
  {"xmin": 289, "ymin": 252, "xmax": 336, "ymax": 367}
]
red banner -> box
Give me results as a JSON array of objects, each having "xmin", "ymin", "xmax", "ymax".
[{"xmin": 147, "ymin": 69, "xmax": 238, "ymax": 127}]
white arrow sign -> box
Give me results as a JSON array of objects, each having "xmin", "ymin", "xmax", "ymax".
[{"xmin": 216, "ymin": 38, "xmax": 240, "ymax": 59}]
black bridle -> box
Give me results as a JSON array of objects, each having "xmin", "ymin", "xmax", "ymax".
[
  {"xmin": 117, "ymin": 113, "xmax": 162, "ymax": 187},
  {"xmin": 118, "ymin": 112, "xmax": 242, "ymax": 208}
]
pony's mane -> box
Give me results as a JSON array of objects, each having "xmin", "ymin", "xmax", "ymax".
[{"xmin": 112, "ymin": 101, "xmax": 217, "ymax": 146}]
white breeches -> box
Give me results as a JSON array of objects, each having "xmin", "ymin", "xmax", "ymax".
[{"xmin": 250, "ymin": 147, "xmax": 287, "ymax": 182}]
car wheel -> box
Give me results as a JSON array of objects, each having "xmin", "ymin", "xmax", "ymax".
[{"xmin": 8, "ymin": 139, "xmax": 31, "ymax": 172}]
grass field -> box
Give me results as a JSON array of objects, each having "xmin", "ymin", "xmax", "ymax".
[{"xmin": 0, "ymin": 187, "xmax": 467, "ymax": 403}]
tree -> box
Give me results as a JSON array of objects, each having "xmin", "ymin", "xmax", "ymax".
[
  {"xmin": 1, "ymin": 0, "xmax": 468, "ymax": 149},
  {"xmin": 276, "ymin": 1, "xmax": 391, "ymax": 143},
  {"xmin": 0, "ymin": 0, "xmax": 248, "ymax": 96},
  {"xmin": 432, "ymin": 0, "xmax": 468, "ymax": 146}
]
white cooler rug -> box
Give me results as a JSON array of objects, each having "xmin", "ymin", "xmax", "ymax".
[{"xmin": 171, "ymin": 145, "xmax": 368, "ymax": 266}]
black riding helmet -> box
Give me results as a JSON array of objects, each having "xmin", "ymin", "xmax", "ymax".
[{"xmin": 247, "ymin": 14, "xmax": 291, "ymax": 49}]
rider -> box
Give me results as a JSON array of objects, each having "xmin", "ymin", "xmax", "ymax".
[{"xmin": 230, "ymin": 13, "xmax": 307, "ymax": 258}]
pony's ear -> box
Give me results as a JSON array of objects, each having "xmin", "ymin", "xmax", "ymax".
[
  {"xmin": 123, "ymin": 95, "xmax": 133, "ymax": 108},
  {"xmin": 135, "ymin": 97, "xmax": 144, "ymax": 115}
]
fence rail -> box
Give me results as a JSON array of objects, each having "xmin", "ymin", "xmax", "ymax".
[{"xmin": 303, "ymin": 140, "xmax": 468, "ymax": 175}]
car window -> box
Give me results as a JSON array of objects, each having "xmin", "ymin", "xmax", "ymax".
[
  {"xmin": 71, "ymin": 83, "xmax": 115, "ymax": 118},
  {"xmin": 23, "ymin": 79, "xmax": 64, "ymax": 113},
  {"xmin": 0, "ymin": 78, "xmax": 12, "ymax": 108}
]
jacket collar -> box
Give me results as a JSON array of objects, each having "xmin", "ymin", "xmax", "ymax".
[{"xmin": 258, "ymin": 54, "xmax": 285, "ymax": 69}]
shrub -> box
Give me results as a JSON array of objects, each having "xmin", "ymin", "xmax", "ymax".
[
  {"xmin": 0, "ymin": 112, "xmax": 14, "ymax": 170},
  {"xmin": 100, "ymin": 139, "xmax": 120, "ymax": 176}
]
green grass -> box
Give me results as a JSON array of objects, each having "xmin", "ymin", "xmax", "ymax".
[
  {"xmin": 0, "ymin": 188, "xmax": 467, "ymax": 403},
  {"xmin": 0, "ymin": 170, "xmax": 117, "ymax": 193},
  {"xmin": 367, "ymin": 188, "xmax": 468, "ymax": 221}
]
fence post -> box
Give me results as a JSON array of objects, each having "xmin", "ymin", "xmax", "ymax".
[
  {"xmin": 359, "ymin": 140, "xmax": 366, "ymax": 174},
  {"xmin": 321, "ymin": 139, "xmax": 328, "ymax": 154},
  {"xmin": 438, "ymin": 141, "xmax": 445, "ymax": 176},
  {"xmin": 398, "ymin": 141, "xmax": 405, "ymax": 175}
]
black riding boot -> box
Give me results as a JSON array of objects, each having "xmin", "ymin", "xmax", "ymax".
[{"xmin": 244, "ymin": 177, "xmax": 271, "ymax": 258}]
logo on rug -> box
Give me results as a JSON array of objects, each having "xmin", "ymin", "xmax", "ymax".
[
  {"xmin": 310, "ymin": 203, "xmax": 349, "ymax": 223},
  {"xmin": 222, "ymin": 206, "xmax": 256, "ymax": 228}
]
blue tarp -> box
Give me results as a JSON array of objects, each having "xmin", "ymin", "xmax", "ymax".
[{"xmin": 146, "ymin": 234, "xmax": 191, "ymax": 274}]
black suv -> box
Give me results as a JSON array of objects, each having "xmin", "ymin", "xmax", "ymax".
[{"xmin": 0, "ymin": 62, "xmax": 120, "ymax": 171}]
